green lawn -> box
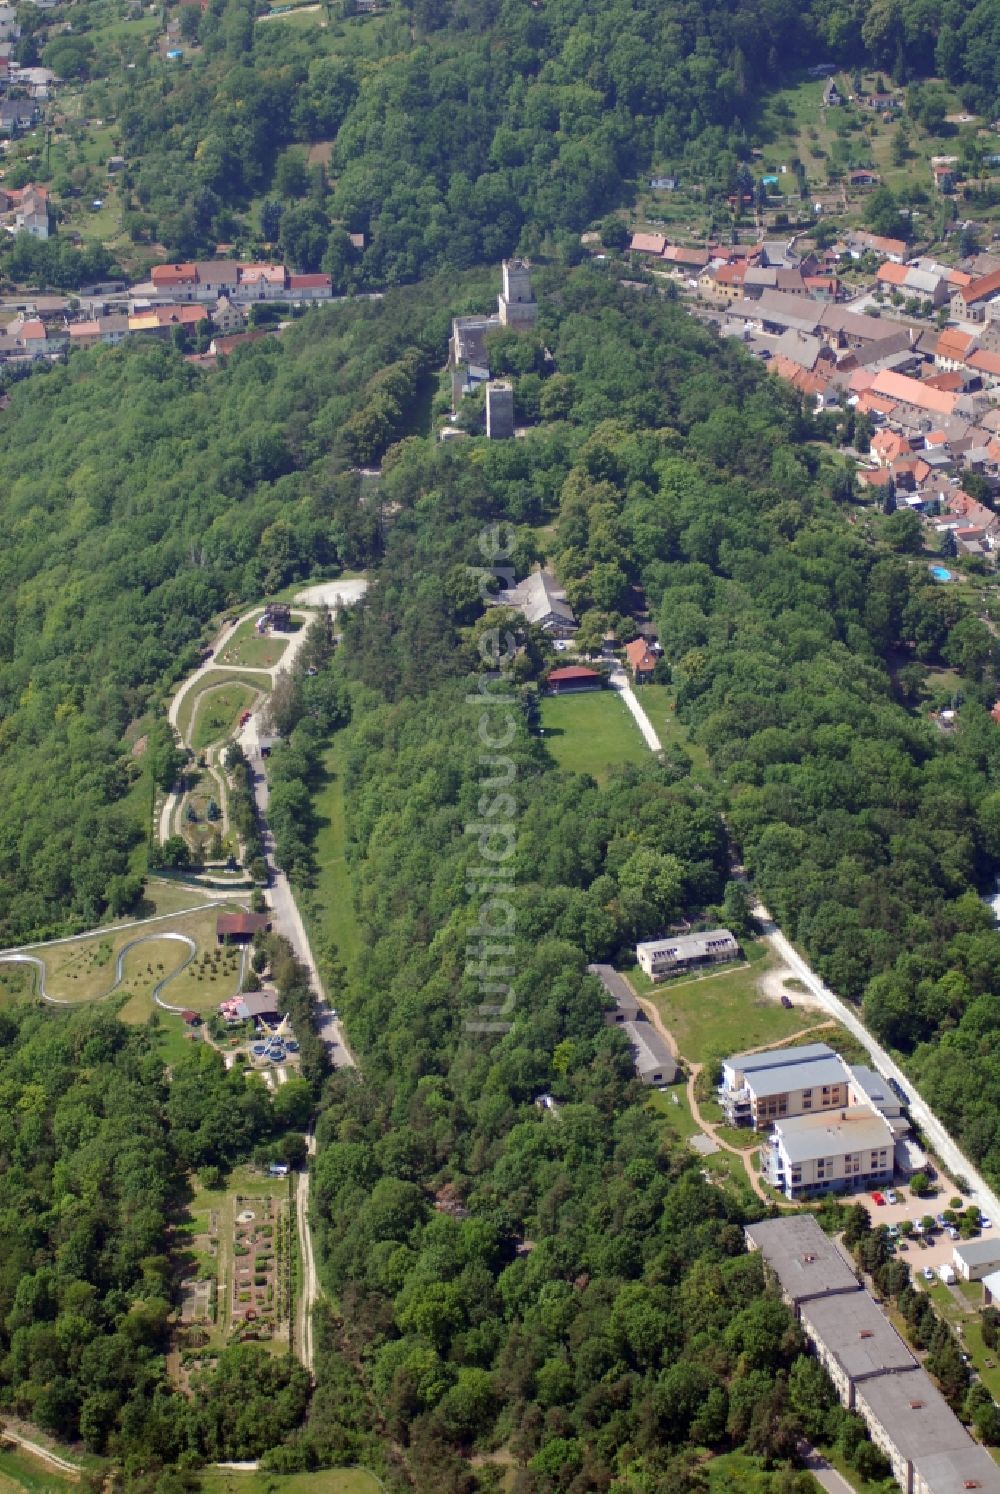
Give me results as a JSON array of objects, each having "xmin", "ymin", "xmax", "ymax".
[
  {"xmin": 646, "ymin": 1084, "xmax": 700, "ymax": 1146},
  {"xmin": 636, "ymin": 942, "xmax": 836, "ymax": 1064},
  {"xmin": 706, "ymin": 1451, "xmax": 826, "ymax": 1492},
  {"xmin": 302, "ymin": 735, "xmax": 361, "ymax": 969},
  {"xmin": 540, "ymin": 689, "xmax": 649, "ymax": 783},
  {"xmin": 0, "ymin": 1446, "xmax": 76, "ymax": 1494},
  {"xmin": 191, "ymin": 683, "xmax": 261, "ymax": 754},
  {"xmin": 176, "ymin": 671, "xmax": 268, "ymax": 745},
  {"xmin": 217, "ymin": 617, "xmax": 294, "ymax": 670},
  {"xmin": 637, "ymin": 684, "xmax": 711, "ymax": 778}
]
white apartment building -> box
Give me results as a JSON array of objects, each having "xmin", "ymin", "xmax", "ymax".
[{"xmin": 762, "ymin": 1105, "xmax": 894, "ymax": 1200}]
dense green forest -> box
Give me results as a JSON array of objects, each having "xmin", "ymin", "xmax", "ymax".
[
  {"xmin": 0, "ymin": 1002, "xmax": 316, "ymax": 1463},
  {"xmin": 0, "ymin": 279, "xmax": 466, "ymax": 942},
  {"xmin": 41, "ymin": 0, "xmax": 1000, "ymax": 282}
]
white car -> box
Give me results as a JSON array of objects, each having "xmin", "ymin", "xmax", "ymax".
[
  {"xmin": 552, "ymin": 640, "xmax": 571, "ymax": 652},
  {"xmin": 923, "ymin": 1267, "xmax": 935, "ymax": 1282},
  {"xmin": 886, "ymin": 1190, "xmax": 899, "ymax": 1205},
  {"xmin": 982, "ymin": 1216, "xmax": 993, "ymax": 1230}
]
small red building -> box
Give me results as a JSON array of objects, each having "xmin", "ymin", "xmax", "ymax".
[
  {"xmin": 547, "ymin": 666, "xmax": 603, "ymax": 694},
  {"xmin": 216, "ymin": 912, "xmax": 272, "ymax": 945}
]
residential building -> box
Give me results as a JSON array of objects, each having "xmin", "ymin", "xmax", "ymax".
[
  {"xmin": 635, "ymin": 928, "xmax": 739, "ymax": 982},
  {"xmin": 624, "ymin": 637, "xmax": 657, "ymax": 682},
  {"xmin": 855, "ymin": 1370, "xmax": 1000, "ymax": 1494},
  {"xmin": 238, "ymin": 263, "xmax": 287, "ymax": 300},
  {"xmin": 981, "ymin": 1269, "xmax": 1000, "ymax": 1307},
  {"xmin": 485, "ymin": 379, "xmax": 515, "ymax": 439},
  {"xmin": 151, "ymin": 262, "xmax": 199, "ymax": 296},
  {"xmin": 287, "ymin": 272, "xmax": 333, "ymax": 300},
  {"xmin": 935, "ymin": 328, "xmax": 978, "ymax": 371},
  {"xmin": 623, "ymin": 1021, "xmax": 679, "ymax": 1085},
  {"xmin": 951, "ymin": 267, "xmax": 1000, "ymax": 323},
  {"xmin": 546, "ymin": 666, "xmax": 602, "ymax": 693},
  {"xmin": 822, "ymin": 77, "xmax": 842, "ymax": 105},
  {"xmin": 952, "ymin": 1238, "xmax": 1000, "ymax": 1283},
  {"xmin": 744, "ymin": 1214, "xmax": 859, "ymax": 1308},
  {"xmin": 194, "ymin": 259, "xmax": 240, "ymax": 300},
  {"xmin": 799, "ymin": 1290, "xmax": 915, "ymax": 1408},
  {"xmin": 211, "ymin": 295, "xmax": 246, "ymax": 334},
  {"xmin": 747, "ymin": 1215, "xmax": 1000, "ymax": 1494},
  {"xmin": 721, "ymin": 1042, "xmax": 845, "ymax": 1127},
  {"xmin": 494, "ymin": 569, "xmax": 577, "ymax": 635},
  {"xmin": 761, "ymin": 1105, "xmax": 895, "ymax": 1198},
  {"xmin": 876, "ymin": 262, "xmax": 950, "ymax": 307}
]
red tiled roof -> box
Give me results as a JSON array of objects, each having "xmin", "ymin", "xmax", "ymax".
[
  {"xmin": 959, "ymin": 268, "xmax": 1000, "ymax": 305},
  {"xmin": 857, "ymin": 467, "xmax": 893, "ymax": 487},
  {"xmin": 877, "ymin": 262, "xmax": 909, "ymax": 286},
  {"xmin": 216, "ymin": 913, "xmax": 272, "ymax": 937},
  {"xmin": 870, "ymin": 369, "xmax": 959, "ymax": 415},
  {"xmin": 151, "ymin": 262, "xmax": 198, "ymax": 284},
  {"xmin": 625, "ymin": 638, "xmax": 657, "ymax": 672},
  {"xmin": 924, "ymin": 370, "xmax": 963, "ymax": 392},
  {"xmin": 288, "ymin": 273, "xmax": 331, "ymax": 289},
  {"xmin": 548, "ymin": 666, "xmax": 601, "ymax": 683},
  {"xmin": 969, "ymin": 349, "xmax": 1000, "ymax": 377},
  {"xmin": 629, "ymin": 232, "xmax": 666, "ymax": 256}
]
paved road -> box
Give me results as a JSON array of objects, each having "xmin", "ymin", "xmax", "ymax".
[
  {"xmin": 609, "ymin": 667, "xmax": 663, "ymax": 751},
  {"xmin": 757, "ymin": 905, "xmax": 1000, "ymax": 1225},
  {"xmin": 798, "ymin": 1441, "xmax": 856, "ymax": 1494},
  {"xmin": 240, "ymin": 712, "xmax": 356, "ymax": 1072}
]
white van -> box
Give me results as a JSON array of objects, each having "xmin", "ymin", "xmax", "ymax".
[{"xmin": 938, "ymin": 1264, "xmax": 957, "ymax": 1286}]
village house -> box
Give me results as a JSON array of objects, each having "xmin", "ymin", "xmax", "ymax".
[
  {"xmin": 876, "ymin": 262, "xmax": 949, "ymax": 308},
  {"xmin": 848, "ymin": 169, "xmax": 880, "ymax": 188},
  {"xmin": 494, "ymin": 568, "xmax": 577, "ymax": 635},
  {"xmin": 934, "ymin": 327, "xmax": 977, "ymax": 371},
  {"xmin": 822, "ymin": 77, "xmax": 842, "ymax": 106},
  {"xmin": 237, "ymin": 263, "xmax": 287, "ymax": 300},
  {"xmin": 211, "ymin": 295, "xmax": 246, "ymax": 335},
  {"xmin": 951, "ymin": 266, "xmax": 1000, "ymax": 323},
  {"xmin": 624, "ymin": 637, "xmax": 657, "ymax": 682},
  {"xmin": 624, "ymin": 1021, "xmax": 680, "ymax": 1085},
  {"xmin": 288, "ymin": 272, "xmax": 333, "ymax": 300}
]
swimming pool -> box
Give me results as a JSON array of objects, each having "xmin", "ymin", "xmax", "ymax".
[{"xmin": 930, "ymin": 566, "xmax": 953, "ymax": 582}]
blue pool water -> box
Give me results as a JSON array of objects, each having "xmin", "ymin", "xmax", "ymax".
[{"xmin": 930, "ymin": 566, "xmax": 953, "ymax": 582}]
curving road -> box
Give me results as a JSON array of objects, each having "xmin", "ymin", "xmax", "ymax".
[{"xmin": 0, "ymin": 929, "xmax": 245, "ymax": 1013}]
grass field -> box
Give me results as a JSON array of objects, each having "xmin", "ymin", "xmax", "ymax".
[
  {"xmin": 540, "ymin": 689, "xmax": 648, "ymax": 783},
  {"xmin": 217, "ymin": 617, "xmax": 293, "ymax": 670},
  {"xmin": 637, "ymin": 684, "xmax": 712, "ymax": 778},
  {"xmin": 191, "ymin": 683, "xmax": 261, "ymax": 754},
  {"xmin": 197, "ymin": 1471, "xmax": 381, "ymax": 1494},
  {"xmin": 301, "ymin": 736, "xmax": 361, "ymax": 969},
  {"xmin": 7, "ymin": 902, "xmax": 244, "ymax": 1007},
  {"xmin": 0, "ymin": 1446, "xmax": 76, "ymax": 1494},
  {"xmin": 176, "ymin": 671, "xmax": 268, "ymax": 745},
  {"xmin": 636, "ymin": 942, "xmax": 832, "ymax": 1064}
]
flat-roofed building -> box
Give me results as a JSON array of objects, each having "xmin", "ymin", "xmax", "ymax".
[
  {"xmin": 849, "ymin": 1064, "xmax": 902, "ymax": 1118},
  {"xmin": 855, "ymin": 1368, "xmax": 1000, "ymax": 1494},
  {"xmin": 763, "ymin": 1105, "xmax": 894, "ymax": 1198},
  {"xmin": 799, "ymin": 1290, "xmax": 915, "ymax": 1407},
  {"xmin": 952, "ymin": 1237, "xmax": 1000, "ymax": 1283},
  {"xmin": 721, "ymin": 1042, "xmax": 849, "ymax": 1128},
  {"xmin": 744, "ymin": 1214, "xmax": 859, "ymax": 1308}
]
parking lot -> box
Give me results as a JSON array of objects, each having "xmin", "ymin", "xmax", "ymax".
[{"xmin": 865, "ymin": 1186, "xmax": 991, "ymax": 1278}]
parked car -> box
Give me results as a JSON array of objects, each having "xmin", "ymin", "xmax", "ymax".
[
  {"xmin": 939, "ymin": 1264, "xmax": 957, "ymax": 1285},
  {"xmin": 886, "ymin": 1190, "xmax": 899, "ymax": 1204},
  {"xmin": 780, "ymin": 994, "xmax": 792, "ymax": 1008},
  {"xmin": 239, "ymin": 710, "xmax": 252, "ymax": 726},
  {"xmin": 982, "ymin": 1215, "xmax": 993, "ymax": 1229},
  {"xmin": 936, "ymin": 1213, "xmax": 947, "ymax": 1227},
  {"xmin": 923, "ymin": 1267, "xmax": 935, "ymax": 1281},
  {"xmin": 947, "ymin": 1227, "xmax": 960, "ymax": 1240},
  {"xmin": 887, "ymin": 1224, "xmax": 900, "ymax": 1238},
  {"xmin": 871, "ymin": 1191, "xmax": 885, "ymax": 1205}
]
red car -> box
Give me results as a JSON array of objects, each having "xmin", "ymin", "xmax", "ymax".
[
  {"xmin": 871, "ymin": 1192, "xmax": 885, "ymax": 1205},
  {"xmin": 239, "ymin": 710, "xmax": 252, "ymax": 726}
]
